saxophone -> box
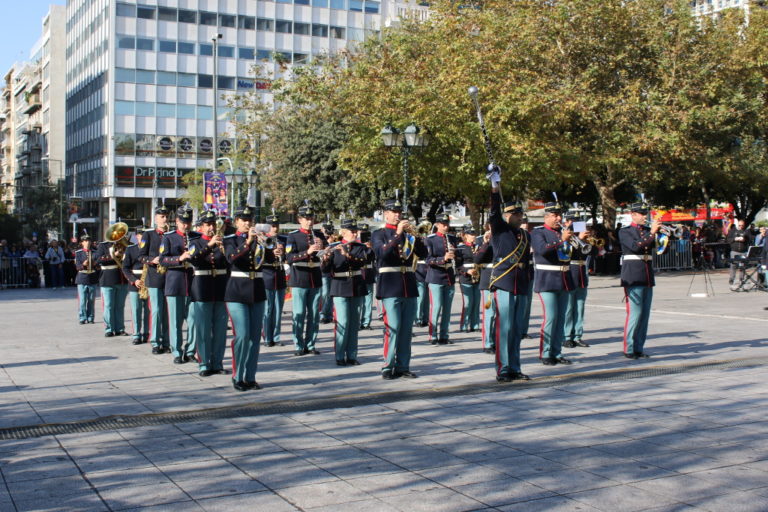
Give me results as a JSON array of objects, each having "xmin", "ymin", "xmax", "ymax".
[{"xmin": 138, "ymin": 263, "xmax": 150, "ymax": 300}]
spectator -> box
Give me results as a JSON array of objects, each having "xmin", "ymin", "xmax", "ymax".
[
  {"xmin": 726, "ymin": 219, "xmax": 752, "ymax": 287},
  {"xmin": 23, "ymin": 244, "xmax": 42, "ymax": 288},
  {"xmin": 754, "ymin": 226, "xmax": 767, "ymax": 248},
  {"xmin": 45, "ymin": 240, "xmax": 66, "ymax": 289}
]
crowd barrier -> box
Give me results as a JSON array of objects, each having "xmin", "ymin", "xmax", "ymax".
[
  {"xmin": 653, "ymin": 239, "xmax": 693, "ymax": 271},
  {"xmin": 0, "ymin": 257, "xmax": 42, "ymax": 289}
]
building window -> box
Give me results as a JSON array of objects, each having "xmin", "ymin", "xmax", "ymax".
[
  {"xmin": 276, "ymin": 20, "xmax": 292, "ymax": 33},
  {"xmin": 365, "ymin": 1, "xmax": 380, "ymax": 13},
  {"xmin": 157, "ymin": 71, "xmax": 176, "ymax": 86},
  {"xmin": 257, "ymin": 18, "xmax": 274, "ymax": 31},
  {"xmin": 158, "ymin": 7, "xmax": 176, "ymax": 21},
  {"xmin": 293, "ymin": 53, "xmax": 309, "ymax": 64},
  {"xmin": 312, "ymin": 24, "xmax": 329, "ymax": 37},
  {"xmin": 136, "ymin": 70, "xmax": 155, "ymax": 84},
  {"xmin": 239, "ymin": 16, "xmax": 256, "ymax": 29},
  {"xmin": 159, "ymin": 40, "xmax": 177, "ymax": 53},
  {"xmin": 200, "ymin": 11, "xmax": 217, "ymax": 26},
  {"xmin": 218, "ymin": 76, "xmax": 235, "ymax": 90},
  {"xmin": 256, "ymin": 50, "xmax": 273, "ymax": 61},
  {"xmin": 177, "ymin": 73, "xmax": 196, "ymax": 87},
  {"xmin": 136, "ymin": 102, "xmax": 155, "ymax": 116},
  {"xmin": 313, "ymin": 0, "xmax": 329, "ymax": 6},
  {"xmin": 296, "ymin": 0, "xmax": 310, "ymax": 4},
  {"xmin": 219, "ymin": 45, "xmax": 235, "ymax": 58},
  {"xmin": 177, "ymin": 105, "xmax": 195, "ymax": 119},
  {"xmin": 178, "ymin": 42, "xmax": 195, "ymax": 55},
  {"xmin": 116, "ymin": 3, "xmax": 136, "ymax": 17},
  {"xmin": 294, "ymin": 23, "xmax": 310, "ymax": 35},
  {"xmin": 331, "ymin": 0, "xmax": 346, "ymax": 9},
  {"xmin": 330, "ymin": 26, "xmax": 345, "ymax": 39},
  {"xmin": 178, "ymin": 9, "xmax": 196, "ymax": 23},
  {"xmin": 200, "ymin": 44, "xmax": 213, "ymax": 56},
  {"xmin": 219, "ymin": 14, "xmax": 236, "ymax": 28},
  {"xmin": 198, "ymin": 74, "xmax": 213, "ymax": 88},
  {"xmin": 198, "ymin": 106, "xmax": 213, "ymax": 120},
  {"xmin": 115, "ymin": 101, "xmax": 134, "ymax": 115},
  {"xmin": 136, "ymin": 38, "xmax": 154, "ymax": 51},
  {"xmin": 348, "ymin": 28, "xmax": 364, "ymax": 41},
  {"xmin": 137, "ymin": 6, "xmax": 156, "ymax": 20},
  {"xmin": 115, "ymin": 68, "xmax": 136, "ymax": 82},
  {"xmin": 118, "ymin": 36, "xmax": 136, "ymax": 49},
  {"xmin": 350, "ymin": 0, "xmax": 363, "ymax": 11},
  {"xmin": 156, "ymin": 103, "xmax": 176, "ymax": 118},
  {"xmin": 239, "ymin": 48, "xmax": 255, "ymax": 60}
]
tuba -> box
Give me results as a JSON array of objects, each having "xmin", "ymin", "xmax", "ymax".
[{"xmin": 105, "ymin": 222, "xmax": 130, "ymax": 266}]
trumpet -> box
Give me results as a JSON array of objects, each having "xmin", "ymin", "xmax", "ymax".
[
  {"xmin": 406, "ymin": 219, "xmax": 433, "ymax": 236},
  {"xmin": 570, "ymin": 235, "xmax": 593, "ymax": 255},
  {"xmin": 658, "ymin": 223, "xmax": 684, "ymax": 238}
]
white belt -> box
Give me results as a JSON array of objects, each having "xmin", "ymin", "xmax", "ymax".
[
  {"xmin": 365, "ymin": 264, "xmax": 375, "ymax": 269},
  {"xmin": 479, "ymin": 263, "xmax": 494, "ymax": 269},
  {"xmin": 293, "ymin": 261, "xmax": 318, "ymax": 268},
  {"xmin": 462, "ymin": 264, "xmax": 476, "ymax": 269},
  {"xmin": 194, "ymin": 269, "xmax": 228, "ymax": 276},
  {"xmin": 231, "ymin": 271, "xmax": 263, "ymax": 279},
  {"xmin": 100, "ymin": 265, "xmax": 117, "ymax": 270},
  {"xmin": 623, "ymin": 255, "xmax": 652, "ymax": 261},
  {"xmin": 379, "ymin": 266, "xmax": 415, "ymax": 274},
  {"xmin": 536, "ymin": 264, "xmax": 569, "ymax": 272},
  {"xmin": 569, "ymin": 261, "xmax": 587, "ymax": 266},
  {"xmin": 132, "ymin": 269, "xmax": 143, "ymax": 275},
  {"xmin": 416, "ymin": 260, "xmax": 426, "ymax": 265},
  {"xmin": 79, "ymin": 270, "xmax": 96, "ymax": 274},
  {"xmin": 334, "ymin": 270, "xmax": 362, "ymax": 278}
]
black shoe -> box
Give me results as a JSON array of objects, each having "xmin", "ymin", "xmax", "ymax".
[
  {"xmin": 199, "ymin": 370, "xmax": 213, "ymax": 377},
  {"xmin": 430, "ymin": 339, "xmax": 438, "ymax": 345},
  {"xmin": 211, "ymin": 369, "xmax": 228, "ymax": 375},
  {"xmin": 382, "ymin": 371, "xmax": 398, "ymax": 380},
  {"xmin": 132, "ymin": 338, "xmax": 143, "ymax": 345},
  {"xmin": 496, "ymin": 374, "xmax": 512, "ymax": 382},
  {"xmin": 117, "ymin": 330, "xmax": 128, "ymax": 336},
  {"xmin": 563, "ymin": 341, "xmax": 577, "ymax": 348},
  {"xmin": 88, "ymin": 320, "xmax": 95, "ymax": 324},
  {"xmin": 624, "ymin": 353, "xmax": 638, "ymax": 359},
  {"xmin": 469, "ymin": 328, "xmax": 477, "ymax": 333},
  {"xmin": 79, "ymin": 320, "xmax": 85, "ymax": 325},
  {"xmin": 232, "ymin": 380, "xmax": 248, "ymax": 392},
  {"xmin": 245, "ymin": 381, "xmax": 261, "ymax": 390},
  {"xmin": 437, "ymin": 338, "xmax": 450, "ymax": 345},
  {"xmin": 303, "ymin": 348, "xmax": 311, "ymax": 355},
  {"xmin": 173, "ymin": 356, "xmax": 184, "ymax": 364},
  {"xmin": 512, "ymin": 372, "xmax": 531, "ymax": 381},
  {"xmin": 541, "ymin": 358, "xmax": 557, "ymax": 366},
  {"xmin": 152, "ymin": 346, "xmax": 161, "ymax": 355},
  {"xmin": 309, "ymin": 349, "xmax": 321, "ymax": 355},
  {"xmin": 320, "ymin": 318, "xmax": 332, "ymax": 324},
  {"xmin": 267, "ymin": 341, "xmax": 276, "ymax": 347},
  {"xmin": 294, "ymin": 350, "xmax": 304, "ymax": 356},
  {"xmin": 634, "ymin": 352, "xmax": 650, "ymax": 358},
  {"xmin": 183, "ymin": 354, "xmax": 194, "ymax": 363},
  {"xmin": 396, "ymin": 370, "xmax": 418, "ymax": 378},
  {"xmin": 575, "ymin": 340, "xmax": 590, "ymax": 347},
  {"xmin": 556, "ymin": 357, "xmax": 572, "ymax": 365},
  {"xmin": 104, "ymin": 332, "xmax": 114, "ymax": 338},
  {"xmin": 347, "ymin": 359, "xmax": 361, "ymax": 366},
  {"xmin": 521, "ymin": 334, "xmax": 531, "ymax": 339},
  {"xmin": 483, "ymin": 348, "xmax": 495, "ymax": 354},
  {"xmin": 336, "ymin": 360, "xmax": 347, "ymax": 366}
]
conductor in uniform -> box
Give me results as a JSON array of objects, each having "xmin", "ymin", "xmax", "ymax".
[
  {"xmin": 619, "ymin": 202, "xmax": 659, "ymax": 359},
  {"xmin": 372, "ymin": 198, "xmax": 428, "ymax": 379},
  {"xmin": 139, "ymin": 206, "xmax": 170, "ymax": 354}
]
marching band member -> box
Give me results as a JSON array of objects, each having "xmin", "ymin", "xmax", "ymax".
[
  {"xmin": 321, "ymin": 219, "xmax": 369, "ymax": 366},
  {"xmin": 319, "ymin": 220, "xmax": 335, "ymax": 324},
  {"xmin": 261, "ymin": 214, "xmax": 287, "ymax": 347},
  {"xmin": 139, "ymin": 206, "xmax": 170, "ymax": 354},
  {"xmin": 74, "ymin": 233, "xmax": 98, "ymax": 325},
  {"xmin": 94, "ymin": 229, "xmax": 129, "ymax": 338},
  {"xmin": 413, "ymin": 217, "xmax": 430, "ymax": 328},
  {"xmin": 223, "ymin": 206, "xmax": 267, "ymax": 391},
  {"xmin": 357, "ymin": 223, "xmax": 376, "ymax": 330},
  {"xmin": 518, "ymin": 215, "xmax": 535, "ymax": 339},
  {"xmin": 159, "ymin": 206, "xmax": 197, "ymax": 364},
  {"xmin": 563, "ymin": 213, "xmax": 591, "ymax": 349},
  {"xmin": 425, "ymin": 213, "xmax": 461, "ymax": 345},
  {"xmin": 122, "ymin": 227, "xmax": 150, "ymax": 345},
  {"xmin": 474, "ymin": 226, "xmax": 496, "ymax": 354},
  {"xmin": 619, "ymin": 202, "xmax": 659, "ymax": 359},
  {"xmin": 487, "ymin": 168, "xmax": 531, "ymax": 381},
  {"xmin": 285, "ymin": 203, "xmax": 327, "ymax": 356},
  {"xmin": 373, "ymin": 198, "xmax": 428, "ymax": 379},
  {"xmin": 456, "ymin": 225, "xmax": 480, "ymax": 333},
  {"xmin": 531, "ymin": 201, "xmax": 575, "ymax": 366},
  {"xmin": 187, "ymin": 211, "xmax": 229, "ymax": 377}
]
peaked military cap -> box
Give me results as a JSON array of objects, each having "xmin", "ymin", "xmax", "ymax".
[
  {"xmin": 322, "ymin": 222, "xmax": 334, "ymax": 232},
  {"xmin": 543, "ymin": 202, "xmax": 563, "ymax": 214},
  {"xmin": 80, "ymin": 233, "xmax": 91, "ymax": 241},
  {"xmin": 234, "ymin": 206, "xmax": 254, "ymax": 220},
  {"xmin": 502, "ymin": 200, "xmax": 524, "ymax": 214},
  {"xmin": 382, "ymin": 198, "xmax": 403, "ymax": 212},
  {"xmin": 630, "ymin": 202, "xmax": 650, "ymax": 214},
  {"xmin": 155, "ymin": 205, "xmax": 169, "ymax": 215},
  {"xmin": 357, "ymin": 222, "xmax": 370, "ymax": 231},
  {"xmin": 297, "ymin": 204, "xmax": 315, "ymax": 217},
  {"xmin": 265, "ymin": 214, "xmax": 280, "ymax": 224},
  {"xmin": 197, "ymin": 210, "xmax": 218, "ymax": 224},
  {"xmin": 462, "ymin": 224, "xmax": 477, "ymax": 235},
  {"xmin": 435, "ymin": 213, "xmax": 450, "ymax": 224},
  {"xmin": 176, "ymin": 206, "xmax": 194, "ymax": 223},
  {"xmin": 340, "ymin": 219, "xmax": 358, "ymax": 230}
]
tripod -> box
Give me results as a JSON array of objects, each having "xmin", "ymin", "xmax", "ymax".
[
  {"xmin": 687, "ymin": 263, "xmax": 715, "ymax": 297},
  {"xmin": 731, "ymin": 259, "xmax": 766, "ymax": 292}
]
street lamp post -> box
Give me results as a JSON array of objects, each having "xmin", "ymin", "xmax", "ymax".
[
  {"xmin": 380, "ymin": 123, "xmax": 429, "ymax": 215},
  {"xmin": 212, "ymin": 34, "xmax": 222, "ymax": 164}
]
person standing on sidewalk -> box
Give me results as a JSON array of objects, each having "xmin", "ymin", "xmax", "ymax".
[
  {"xmin": 122, "ymin": 227, "xmax": 150, "ymax": 344},
  {"xmin": 139, "ymin": 206, "xmax": 170, "ymax": 354},
  {"xmin": 45, "ymin": 240, "xmax": 65, "ymax": 289},
  {"xmin": 425, "ymin": 213, "xmax": 460, "ymax": 345},
  {"xmin": 94, "ymin": 234, "xmax": 129, "ymax": 337},
  {"xmin": 74, "ymin": 234, "xmax": 98, "ymax": 324},
  {"xmin": 726, "ymin": 219, "xmax": 752, "ymax": 289},
  {"xmin": 261, "ymin": 214, "xmax": 287, "ymax": 347}
]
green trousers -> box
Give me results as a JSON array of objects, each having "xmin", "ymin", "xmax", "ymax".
[
  {"xmin": 460, "ymin": 283, "xmax": 480, "ymax": 331},
  {"xmin": 359, "ymin": 284, "xmax": 374, "ymax": 328},
  {"xmin": 481, "ymin": 290, "xmax": 496, "ymax": 350},
  {"xmin": 381, "ymin": 297, "xmax": 417, "ymax": 373},
  {"xmin": 101, "ymin": 284, "xmax": 128, "ymax": 334},
  {"xmin": 494, "ymin": 290, "xmax": 526, "ymax": 375},
  {"xmin": 624, "ymin": 286, "xmax": 653, "ymax": 355},
  {"xmin": 148, "ymin": 287, "xmax": 169, "ymax": 348},
  {"xmin": 77, "ymin": 284, "xmax": 96, "ymax": 323},
  {"xmin": 166, "ymin": 295, "xmax": 191, "ymax": 358},
  {"xmin": 263, "ymin": 288, "xmax": 286, "ymax": 344},
  {"xmin": 415, "ymin": 281, "xmax": 429, "ymax": 325},
  {"xmin": 128, "ymin": 290, "xmax": 150, "ymax": 340},
  {"xmin": 538, "ymin": 290, "xmax": 568, "ymax": 360},
  {"xmin": 227, "ymin": 301, "xmax": 265, "ymax": 383},
  {"xmin": 519, "ymin": 279, "xmax": 534, "ymax": 338},
  {"xmin": 333, "ymin": 296, "xmax": 364, "ymax": 361},
  {"xmin": 192, "ymin": 301, "xmax": 228, "ymax": 371},
  {"xmin": 428, "ymin": 283, "xmax": 455, "ymax": 342},
  {"xmin": 291, "ymin": 287, "xmax": 321, "ymax": 351},
  {"xmin": 564, "ymin": 287, "xmax": 588, "ymax": 342}
]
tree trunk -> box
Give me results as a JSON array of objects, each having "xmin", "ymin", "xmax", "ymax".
[{"xmin": 594, "ymin": 177, "xmax": 619, "ymax": 230}]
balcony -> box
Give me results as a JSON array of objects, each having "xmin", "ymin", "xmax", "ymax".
[{"xmin": 23, "ymin": 92, "xmax": 41, "ymax": 115}]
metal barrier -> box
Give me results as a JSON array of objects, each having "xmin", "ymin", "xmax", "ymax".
[
  {"xmin": 653, "ymin": 239, "xmax": 693, "ymax": 271},
  {"xmin": 0, "ymin": 257, "xmax": 42, "ymax": 289}
]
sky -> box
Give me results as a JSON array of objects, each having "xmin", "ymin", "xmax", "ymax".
[{"xmin": 0, "ymin": 1, "xmax": 66, "ymax": 76}]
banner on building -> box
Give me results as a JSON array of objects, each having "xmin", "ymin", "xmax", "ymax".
[{"xmin": 204, "ymin": 172, "xmax": 228, "ymax": 215}]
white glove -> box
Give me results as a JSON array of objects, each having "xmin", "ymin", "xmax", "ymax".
[{"xmin": 486, "ymin": 164, "xmax": 501, "ymax": 188}]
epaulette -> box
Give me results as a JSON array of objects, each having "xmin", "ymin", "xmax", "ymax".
[
  {"xmin": 289, "ymin": 229, "xmax": 299, "ymax": 234},
  {"xmin": 427, "ymin": 233, "xmax": 436, "ymax": 238},
  {"xmin": 75, "ymin": 249, "xmax": 83, "ymax": 253},
  {"xmin": 127, "ymin": 243, "xmax": 137, "ymax": 247},
  {"xmin": 458, "ymin": 242, "xmax": 467, "ymax": 247},
  {"xmin": 533, "ymin": 226, "xmax": 545, "ymax": 230},
  {"xmin": 223, "ymin": 234, "xmax": 236, "ymax": 239},
  {"xmin": 143, "ymin": 228, "xmax": 154, "ymax": 232}
]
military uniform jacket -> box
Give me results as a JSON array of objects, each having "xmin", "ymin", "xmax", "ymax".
[
  {"xmin": 531, "ymin": 226, "xmax": 574, "ymax": 293},
  {"xmin": 360, "ymin": 245, "xmax": 377, "ymax": 285},
  {"xmin": 262, "ymin": 234, "xmax": 287, "ymax": 291},
  {"xmin": 426, "ymin": 233, "xmax": 461, "ymax": 286},
  {"xmin": 619, "ymin": 223, "xmax": 655, "ymax": 287},
  {"xmin": 473, "ymin": 240, "xmax": 494, "ymax": 290},
  {"xmin": 285, "ymin": 229, "xmax": 328, "ymax": 289},
  {"xmin": 414, "ymin": 238, "xmax": 428, "ymax": 283},
  {"xmin": 138, "ymin": 229, "xmax": 166, "ymax": 289},
  {"xmin": 121, "ymin": 244, "xmax": 144, "ymax": 289},
  {"xmin": 159, "ymin": 230, "xmax": 195, "ymax": 297},
  {"xmin": 94, "ymin": 241, "xmax": 129, "ymax": 286},
  {"xmin": 320, "ymin": 241, "xmax": 369, "ymax": 297},
  {"xmin": 74, "ymin": 248, "xmax": 99, "ymax": 285},
  {"xmin": 569, "ymin": 246, "xmax": 589, "ymax": 289},
  {"xmin": 223, "ymin": 232, "xmax": 266, "ymax": 304},
  {"xmin": 188, "ymin": 236, "xmax": 229, "ymax": 302},
  {"xmin": 372, "ymin": 225, "xmax": 428, "ymax": 299},
  {"xmin": 456, "ymin": 243, "xmax": 478, "ymax": 286},
  {"xmin": 488, "ymin": 192, "xmax": 530, "ymax": 294}
]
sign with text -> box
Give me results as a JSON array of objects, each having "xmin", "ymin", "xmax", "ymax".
[{"xmin": 204, "ymin": 172, "xmax": 228, "ymax": 215}]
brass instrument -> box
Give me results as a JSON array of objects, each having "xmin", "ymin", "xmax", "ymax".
[
  {"xmin": 570, "ymin": 235, "xmax": 593, "ymax": 255},
  {"xmin": 586, "ymin": 236, "xmax": 605, "ymax": 249},
  {"xmin": 138, "ymin": 264, "xmax": 150, "ymax": 300},
  {"xmin": 156, "ymin": 222, "xmax": 170, "ymax": 274},
  {"xmin": 105, "ymin": 222, "xmax": 130, "ymax": 266},
  {"xmin": 405, "ymin": 219, "xmax": 432, "ymax": 236}
]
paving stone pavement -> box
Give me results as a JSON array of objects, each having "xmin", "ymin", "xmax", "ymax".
[{"xmin": 1, "ymin": 270, "xmax": 767, "ymax": 511}]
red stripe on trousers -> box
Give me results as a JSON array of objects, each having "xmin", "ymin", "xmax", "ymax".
[{"xmin": 538, "ymin": 293, "xmax": 546, "ymax": 359}]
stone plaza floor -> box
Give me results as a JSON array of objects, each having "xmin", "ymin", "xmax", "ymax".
[{"xmin": 0, "ymin": 269, "xmax": 767, "ymax": 511}]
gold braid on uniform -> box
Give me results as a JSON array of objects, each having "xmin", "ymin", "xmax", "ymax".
[{"xmin": 488, "ymin": 230, "xmax": 528, "ymax": 290}]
